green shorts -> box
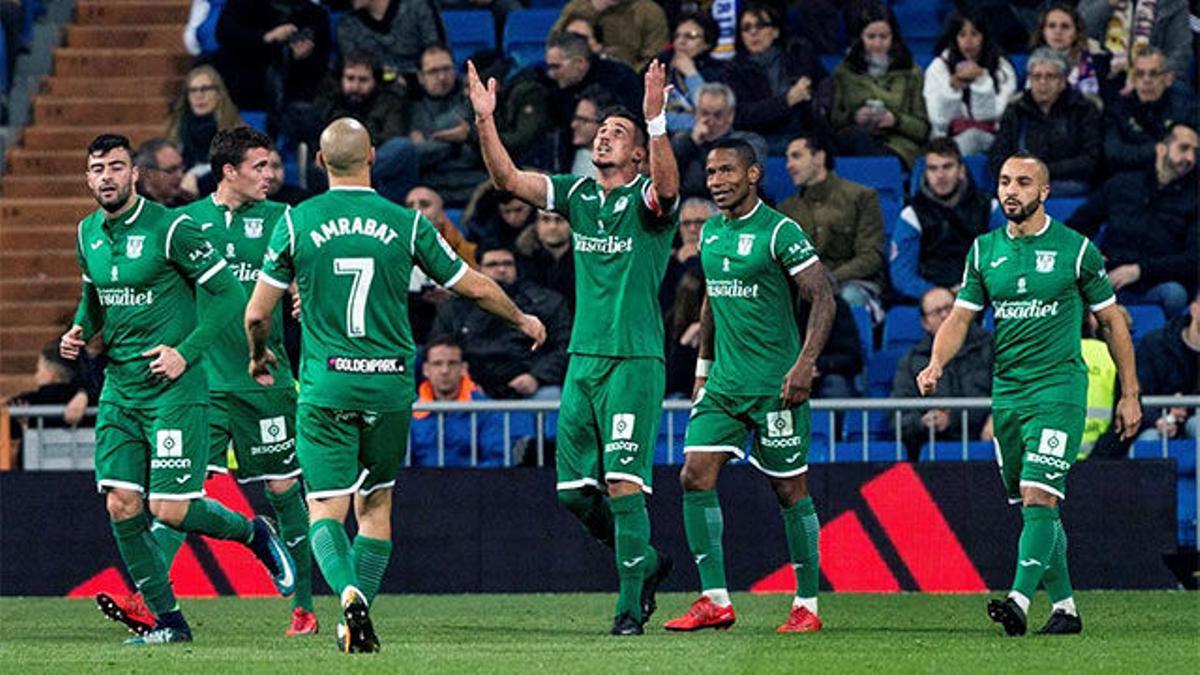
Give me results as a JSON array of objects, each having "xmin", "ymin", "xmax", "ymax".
[
  {"xmin": 296, "ymin": 403, "xmax": 411, "ymax": 499},
  {"xmin": 207, "ymin": 388, "xmax": 300, "ymax": 484},
  {"xmin": 684, "ymin": 388, "xmax": 812, "ymax": 478},
  {"xmin": 94, "ymin": 403, "xmax": 208, "ymax": 500},
  {"xmin": 556, "ymin": 355, "xmax": 665, "ymax": 495},
  {"xmin": 992, "ymin": 404, "xmax": 1085, "ymax": 503}
]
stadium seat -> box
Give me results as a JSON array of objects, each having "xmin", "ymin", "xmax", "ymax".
[
  {"xmin": 1179, "ymin": 476, "xmax": 1196, "ymax": 547},
  {"xmin": 866, "ymin": 348, "xmax": 906, "ymax": 398},
  {"xmin": 526, "ymin": 0, "xmax": 568, "ymax": 7},
  {"xmin": 1009, "ymin": 53, "xmax": 1030, "ymax": 87},
  {"xmin": 0, "ymin": 25, "xmax": 7, "ymax": 96},
  {"xmin": 811, "ymin": 409, "xmax": 837, "ymax": 449},
  {"xmin": 654, "ymin": 409, "xmax": 690, "ymax": 464},
  {"xmin": 444, "ymin": 208, "xmax": 464, "ymax": 232},
  {"xmin": 1127, "ymin": 304, "xmax": 1166, "ymax": 344},
  {"xmin": 1044, "ymin": 197, "xmax": 1085, "ymax": 221},
  {"xmin": 1130, "ymin": 439, "xmax": 1197, "ymax": 474},
  {"xmin": 442, "ymin": 10, "xmax": 497, "ymax": 67},
  {"xmin": 503, "ymin": 9, "xmax": 558, "ymax": 69},
  {"xmin": 920, "ymin": 440, "xmax": 995, "ymax": 462},
  {"xmin": 836, "ymin": 440, "xmax": 905, "ymax": 462},
  {"xmin": 834, "ymin": 155, "xmax": 904, "ymax": 207},
  {"xmin": 842, "ymin": 409, "xmax": 894, "ymax": 442},
  {"xmin": 240, "ymin": 110, "xmax": 269, "ymax": 133},
  {"xmin": 819, "ymin": 54, "xmax": 842, "ymax": 75},
  {"xmin": 882, "ymin": 305, "xmax": 923, "ymax": 351},
  {"xmin": 851, "ymin": 305, "xmax": 873, "ymax": 356},
  {"xmin": 892, "ymin": 0, "xmax": 947, "ymax": 61},
  {"xmin": 763, "ymin": 156, "xmax": 793, "ymax": 203}
]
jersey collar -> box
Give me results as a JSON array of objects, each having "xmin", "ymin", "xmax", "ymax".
[
  {"xmin": 726, "ymin": 199, "xmax": 764, "ymax": 223},
  {"xmin": 1004, "ymin": 212, "xmax": 1050, "ymax": 240},
  {"xmin": 329, "ymin": 185, "xmax": 375, "ymax": 192},
  {"xmin": 103, "ymin": 196, "xmax": 146, "ymax": 229}
]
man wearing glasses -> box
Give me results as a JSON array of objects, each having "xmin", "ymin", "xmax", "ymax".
[
  {"xmin": 1103, "ymin": 47, "xmax": 1196, "ymax": 174},
  {"xmin": 135, "ymin": 139, "xmax": 196, "ymax": 207}
]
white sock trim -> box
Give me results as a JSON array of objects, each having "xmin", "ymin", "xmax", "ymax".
[
  {"xmin": 1052, "ymin": 597, "xmax": 1078, "ymax": 616},
  {"xmin": 702, "ymin": 588, "xmax": 732, "ymax": 607},
  {"xmin": 793, "ymin": 596, "xmax": 818, "ymax": 615},
  {"xmin": 1007, "ymin": 591, "xmax": 1030, "ymax": 615}
]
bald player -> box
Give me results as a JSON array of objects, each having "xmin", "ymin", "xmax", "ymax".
[
  {"xmin": 245, "ymin": 118, "xmax": 546, "ymax": 653},
  {"xmin": 917, "ymin": 153, "xmax": 1140, "ymax": 636}
]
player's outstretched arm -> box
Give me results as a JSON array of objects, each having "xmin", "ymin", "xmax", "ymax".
[
  {"xmin": 916, "ymin": 305, "xmax": 976, "ymax": 395},
  {"xmin": 245, "ymin": 278, "xmax": 286, "ymax": 386},
  {"xmin": 643, "ymin": 60, "xmax": 679, "ymax": 212},
  {"xmin": 1095, "ymin": 304, "xmax": 1142, "ymax": 438},
  {"xmin": 782, "ymin": 263, "xmax": 836, "ymax": 406},
  {"xmin": 693, "ymin": 295, "xmax": 715, "ymax": 399},
  {"xmin": 449, "ymin": 268, "xmax": 547, "ymax": 349},
  {"xmin": 467, "ymin": 60, "xmax": 549, "ymax": 208}
]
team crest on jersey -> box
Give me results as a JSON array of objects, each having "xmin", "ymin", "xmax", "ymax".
[
  {"xmin": 737, "ymin": 233, "xmax": 755, "ymax": 256},
  {"xmin": 244, "ymin": 218, "xmax": 264, "ymax": 239},
  {"xmin": 1035, "ymin": 250, "xmax": 1057, "ymax": 273},
  {"xmin": 126, "ymin": 235, "xmax": 145, "ymax": 259}
]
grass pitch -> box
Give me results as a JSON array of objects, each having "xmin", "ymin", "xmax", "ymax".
[{"xmin": 1, "ymin": 592, "xmax": 1196, "ymax": 673}]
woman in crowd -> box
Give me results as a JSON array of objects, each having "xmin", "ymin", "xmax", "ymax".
[
  {"xmin": 165, "ymin": 65, "xmax": 242, "ymax": 191},
  {"xmin": 1029, "ymin": 3, "xmax": 1107, "ymax": 101},
  {"xmin": 655, "ymin": 11, "xmax": 724, "ymax": 134}
]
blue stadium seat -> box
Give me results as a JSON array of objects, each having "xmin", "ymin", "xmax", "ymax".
[
  {"xmin": 503, "ymin": 9, "xmax": 559, "ymax": 69},
  {"xmin": 866, "ymin": 348, "xmax": 906, "ymax": 398},
  {"xmin": 444, "ymin": 208, "xmax": 464, "ymax": 232},
  {"xmin": 526, "ymin": 0, "xmax": 568, "ymax": 7},
  {"xmin": 851, "ymin": 305, "xmax": 873, "ymax": 356},
  {"xmin": 892, "ymin": 0, "xmax": 948, "ymax": 60},
  {"xmin": 1131, "ymin": 439, "xmax": 1197, "ymax": 474},
  {"xmin": 811, "ymin": 409, "xmax": 837, "ymax": 449},
  {"xmin": 654, "ymin": 409, "xmax": 690, "ymax": 464},
  {"xmin": 842, "ymin": 410, "xmax": 893, "ymax": 442},
  {"xmin": 921, "ymin": 440, "xmax": 995, "ymax": 462},
  {"xmin": 819, "ymin": 54, "xmax": 843, "ymax": 75},
  {"xmin": 1009, "ymin": 53, "xmax": 1030, "ymax": 87},
  {"xmin": 1127, "ymin": 304, "xmax": 1166, "ymax": 344},
  {"xmin": 836, "ymin": 440, "xmax": 905, "ymax": 462},
  {"xmin": 878, "ymin": 194, "xmax": 903, "ymax": 239},
  {"xmin": 0, "ymin": 25, "xmax": 8, "ymax": 96},
  {"xmin": 882, "ymin": 305, "xmax": 923, "ymax": 351},
  {"xmin": 1044, "ymin": 197, "xmax": 1085, "ymax": 221},
  {"xmin": 442, "ymin": 10, "xmax": 496, "ymax": 67},
  {"xmin": 240, "ymin": 110, "xmax": 269, "ymax": 132},
  {"xmin": 763, "ymin": 156, "xmax": 793, "ymax": 203},
  {"xmin": 1179, "ymin": 477, "xmax": 1196, "ymax": 547},
  {"xmin": 835, "ymin": 155, "xmax": 905, "ymax": 207}
]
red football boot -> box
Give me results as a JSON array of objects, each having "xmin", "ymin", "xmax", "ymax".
[
  {"xmin": 96, "ymin": 591, "xmax": 156, "ymax": 636},
  {"xmin": 776, "ymin": 605, "xmax": 822, "ymax": 633},
  {"xmin": 285, "ymin": 607, "xmax": 320, "ymax": 636},
  {"xmin": 663, "ymin": 596, "xmax": 736, "ymax": 631}
]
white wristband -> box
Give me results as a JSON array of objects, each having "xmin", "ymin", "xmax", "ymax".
[
  {"xmin": 646, "ymin": 112, "xmax": 667, "ymax": 137},
  {"xmin": 695, "ymin": 358, "xmax": 713, "ymax": 378}
]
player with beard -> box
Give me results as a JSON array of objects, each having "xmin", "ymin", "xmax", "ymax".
[
  {"xmin": 917, "ymin": 153, "xmax": 1141, "ymax": 636},
  {"xmin": 468, "ymin": 59, "xmax": 680, "ymax": 635},
  {"xmin": 61, "ymin": 134, "xmax": 296, "ymax": 645}
]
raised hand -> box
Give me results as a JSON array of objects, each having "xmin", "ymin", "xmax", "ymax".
[
  {"xmin": 466, "ymin": 60, "xmax": 497, "ymax": 118},
  {"xmin": 643, "ymin": 59, "xmax": 670, "ymax": 121}
]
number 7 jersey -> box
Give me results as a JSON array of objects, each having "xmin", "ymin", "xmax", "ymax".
[{"xmin": 259, "ymin": 186, "xmax": 467, "ymax": 411}]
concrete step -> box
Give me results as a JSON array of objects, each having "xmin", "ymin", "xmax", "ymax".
[
  {"xmin": 0, "ymin": 251, "xmax": 79, "ymax": 280},
  {"xmin": 0, "ymin": 278, "xmax": 81, "ymax": 303},
  {"xmin": 1, "ymin": 175, "xmax": 91, "ymax": 198},
  {"xmin": 53, "ymin": 49, "xmax": 191, "ymax": 78},
  {"xmin": 75, "ymin": 1, "xmax": 192, "ymax": 27},
  {"xmin": 0, "ymin": 199, "xmax": 93, "ymax": 228},
  {"xmin": 0, "ymin": 326, "xmax": 66, "ymax": 354},
  {"xmin": 33, "ymin": 95, "xmax": 172, "ymax": 126},
  {"xmin": 0, "ymin": 224, "xmax": 80, "ymax": 250},
  {"xmin": 0, "ymin": 374, "xmax": 38, "ymax": 396},
  {"xmin": 65, "ymin": 25, "xmax": 188, "ymax": 50},
  {"xmin": 5, "ymin": 149, "xmax": 85, "ymax": 175},
  {"xmin": 41, "ymin": 76, "xmax": 183, "ymax": 98},
  {"xmin": 21, "ymin": 125, "xmax": 165, "ymax": 151},
  {"xmin": 0, "ymin": 301, "xmax": 78, "ymax": 327}
]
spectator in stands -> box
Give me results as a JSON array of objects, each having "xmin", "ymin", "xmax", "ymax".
[
  {"xmin": 892, "ymin": 287, "xmax": 994, "ymax": 461},
  {"xmin": 720, "ymin": 3, "xmax": 828, "ymax": 154},
  {"xmin": 551, "ymin": 0, "xmax": 670, "ymax": 70},
  {"xmin": 1134, "ymin": 290, "xmax": 1200, "ymax": 440},
  {"xmin": 409, "ymin": 44, "xmax": 485, "ymax": 205},
  {"xmin": 830, "ymin": 3, "xmax": 929, "ymax": 169},
  {"xmin": 561, "ymin": 12, "xmax": 605, "ymax": 55},
  {"xmin": 5, "ymin": 341, "xmax": 91, "ymax": 445},
  {"xmin": 405, "ymin": 185, "xmax": 477, "ymax": 344},
  {"xmin": 543, "ymin": 31, "xmax": 642, "ymax": 135},
  {"xmin": 1078, "ymin": 0, "xmax": 1192, "ymax": 86},
  {"xmin": 1104, "ymin": 47, "xmax": 1197, "ymax": 174},
  {"xmin": 567, "ymin": 85, "xmax": 611, "ymax": 177},
  {"xmin": 778, "ymin": 133, "xmax": 886, "ymax": 310},
  {"xmin": 671, "ymin": 82, "xmax": 768, "ymax": 199},
  {"xmin": 923, "ymin": 10, "xmax": 1018, "ymax": 155},
  {"xmin": 265, "ymin": 148, "xmax": 310, "ymax": 205},
  {"xmin": 656, "ymin": 11, "xmax": 724, "ymax": 134},
  {"xmin": 1080, "ymin": 307, "xmax": 1133, "ymax": 457},
  {"xmin": 411, "ymin": 338, "xmax": 506, "ymax": 467},
  {"xmin": 890, "ymin": 138, "xmax": 1005, "ymax": 304},
  {"xmin": 463, "ymin": 187, "xmax": 536, "ymax": 250},
  {"xmin": 470, "ymin": 51, "xmax": 556, "ymax": 170},
  {"xmin": 212, "ymin": 0, "xmax": 331, "ymax": 114},
  {"xmin": 1029, "ymin": 4, "xmax": 1108, "ymax": 101},
  {"xmin": 800, "ymin": 293, "xmax": 864, "ymax": 399},
  {"xmin": 661, "ymin": 199, "xmax": 711, "ymax": 395},
  {"xmin": 134, "ymin": 139, "xmax": 196, "ymax": 207},
  {"xmin": 516, "ymin": 210, "xmax": 576, "ymax": 313},
  {"xmin": 1068, "ymin": 123, "xmax": 1198, "ymax": 318},
  {"xmin": 431, "ymin": 245, "xmax": 571, "ymax": 400},
  {"xmin": 406, "ymin": 185, "xmax": 478, "ymax": 268},
  {"xmin": 989, "ymin": 48, "xmax": 1102, "ymax": 196},
  {"xmin": 661, "ymin": 197, "xmax": 709, "ymax": 324},
  {"xmin": 166, "ymin": 65, "xmax": 241, "ymax": 183},
  {"xmin": 955, "ymin": 0, "xmax": 1054, "ymax": 55},
  {"xmin": 337, "ymin": 0, "xmax": 445, "ymax": 82}
]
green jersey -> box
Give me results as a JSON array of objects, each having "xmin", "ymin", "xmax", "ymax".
[
  {"xmin": 546, "ymin": 173, "xmax": 677, "ymax": 359},
  {"xmin": 74, "ymin": 197, "xmax": 229, "ymax": 406},
  {"xmin": 177, "ymin": 195, "xmax": 294, "ymax": 392},
  {"xmin": 955, "ymin": 217, "xmax": 1115, "ymax": 405},
  {"xmin": 258, "ymin": 186, "xmax": 467, "ymax": 412},
  {"xmin": 699, "ymin": 200, "xmax": 819, "ymax": 396}
]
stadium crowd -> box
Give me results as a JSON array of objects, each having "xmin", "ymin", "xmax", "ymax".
[{"xmin": 4, "ymin": 0, "xmax": 1199, "ymax": 465}]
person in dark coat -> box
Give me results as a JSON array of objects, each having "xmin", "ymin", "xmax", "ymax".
[
  {"xmin": 1133, "ymin": 294, "xmax": 1200, "ymax": 440},
  {"xmin": 1103, "ymin": 48, "xmax": 1197, "ymax": 175}
]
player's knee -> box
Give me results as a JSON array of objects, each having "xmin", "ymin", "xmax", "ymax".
[
  {"xmin": 770, "ymin": 477, "xmax": 807, "ymax": 507},
  {"xmin": 1020, "ymin": 486, "xmax": 1058, "ymax": 508},
  {"xmin": 679, "ymin": 463, "xmax": 717, "ymax": 492},
  {"xmin": 105, "ymin": 489, "xmax": 143, "ymax": 521},
  {"xmin": 148, "ymin": 499, "xmax": 189, "ymax": 527},
  {"xmin": 265, "ymin": 477, "xmax": 297, "ymax": 495}
]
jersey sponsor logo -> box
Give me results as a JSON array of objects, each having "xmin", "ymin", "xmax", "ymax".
[
  {"xmin": 1035, "ymin": 250, "xmax": 1057, "ymax": 273},
  {"xmin": 611, "ymin": 414, "xmax": 635, "ymax": 440},
  {"xmin": 309, "ymin": 217, "xmax": 400, "ymax": 248},
  {"xmin": 1024, "ymin": 451, "xmax": 1070, "ymax": 471},
  {"xmin": 572, "ymin": 232, "xmax": 633, "ymax": 254},
  {"xmin": 737, "ymin": 233, "xmax": 755, "ymax": 256},
  {"xmin": 326, "ymin": 356, "xmax": 406, "ymax": 374},
  {"xmin": 243, "ymin": 218, "xmax": 264, "ymax": 238},
  {"xmin": 991, "ymin": 298, "xmax": 1060, "ymax": 320},
  {"xmin": 90, "ymin": 239, "xmax": 104, "ymax": 250},
  {"xmin": 126, "ymin": 235, "xmax": 146, "ymax": 259},
  {"xmin": 259, "ymin": 416, "xmax": 287, "ymax": 444},
  {"xmin": 765, "ymin": 410, "xmax": 794, "ymax": 438},
  {"xmin": 1037, "ymin": 428, "xmax": 1067, "ymax": 458},
  {"xmin": 989, "ymin": 256, "xmax": 1008, "ymax": 268},
  {"xmin": 579, "ymin": 193, "xmax": 597, "ymax": 201},
  {"xmin": 707, "ymin": 278, "xmax": 760, "ymax": 299},
  {"xmin": 231, "ymin": 262, "xmax": 260, "ymax": 282},
  {"xmin": 96, "ymin": 288, "xmax": 154, "ymax": 307}
]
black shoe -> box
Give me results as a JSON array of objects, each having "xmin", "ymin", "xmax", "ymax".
[
  {"xmin": 987, "ymin": 597, "xmax": 1027, "ymax": 636},
  {"xmin": 1037, "ymin": 610, "xmax": 1082, "ymax": 635},
  {"xmin": 340, "ymin": 587, "xmax": 380, "ymax": 653},
  {"xmin": 641, "ymin": 552, "xmax": 673, "ymax": 623},
  {"xmin": 611, "ymin": 611, "xmax": 644, "ymax": 636},
  {"xmin": 249, "ymin": 516, "xmax": 297, "ymax": 596}
]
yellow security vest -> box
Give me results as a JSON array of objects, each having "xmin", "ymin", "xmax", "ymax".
[{"xmin": 1080, "ymin": 338, "xmax": 1117, "ymax": 456}]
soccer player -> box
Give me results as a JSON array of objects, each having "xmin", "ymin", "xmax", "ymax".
[
  {"xmin": 244, "ymin": 118, "xmax": 545, "ymax": 653},
  {"xmin": 61, "ymin": 134, "xmax": 296, "ymax": 645},
  {"xmin": 917, "ymin": 153, "xmax": 1141, "ymax": 636},
  {"xmin": 663, "ymin": 139, "xmax": 835, "ymax": 634},
  {"xmin": 468, "ymin": 59, "xmax": 680, "ymax": 636}
]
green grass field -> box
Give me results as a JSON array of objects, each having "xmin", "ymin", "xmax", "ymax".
[{"xmin": 1, "ymin": 592, "xmax": 1196, "ymax": 673}]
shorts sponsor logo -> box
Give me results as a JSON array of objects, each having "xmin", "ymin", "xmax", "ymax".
[
  {"xmin": 765, "ymin": 411, "xmax": 794, "ymax": 438},
  {"xmin": 244, "ymin": 218, "xmax": 264, "ymax": 238},
  {"xmin": 260, "ymin": 416, "xmax": 287, "ymax": 444},
  {"xmin": 573, "ymin": 232, "xmax": 633, "ymax": 254},
  {"xmin": 151, "ymin": 457, "xmax": 192, "ymax": 469},
  {"xmin": 327, "ymin": 356, "xmax": 406, "ymax": 374},
  {"xmin": 761, "ymin": 436, "xmax": 805, "ymax": 449},
  {"xmin": 1044, "ymin": 471, "xmax": 1064, "ymax": 480},
  {"xmin": 250, "ymin": 438, "xmax": 295, "ymax": 456},
  {"xmin": 619, "ymin": 456, "xmax": 635, "ymax": 465},
  {"xmin": 604, "ymin": 441, "xmax": 640, "ymax": 453},
  {"xmin": 1035, "ymin": 250, "xmax": 1057, "ymax": 273},
  {"xmin": 1025, "ymin": 452, "xmax": 1070, "ymax": 471},
  {"xmin": 737, "ymin": 233, "xmax": 755, "ymax": 256},
  {"xmin": 611, "ymin": 414, "xmax": 635, "ymax": 441},
  {"xmin": 156, "ymin": 429, "xmax": 182, "ymax": 457},
  {"xmin": 992, "ymin": 298, "xmax": 1060, "ymax": 320},
  {"xmin": 1037, "ymin": 428, "xmax": 1067, "ymax": 458},
  {"xmin": 126, "ymin": 235, "xmax": 145, "ymax": 259}
]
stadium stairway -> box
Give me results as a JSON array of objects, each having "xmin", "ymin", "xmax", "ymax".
[{"xmin": 0, "ymin": 0, "xmax": 192, "ymax": 396}]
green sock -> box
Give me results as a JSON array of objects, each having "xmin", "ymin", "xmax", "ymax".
[
  {"xmin": 178, "ymin": 498, "xmax": 253, "ymax": 542},
  {"xmin": 682, "ymin": 490, "xmax": 727, "ymax": 593},
  {"xmin": 557, "ymin": 489, "xmax": 615, "ymax": 548},
  {"xmin": 1011, "ymin": 505, "xmax": 1057, "ymax": 602},
  {"xmin": 351, "ymin": 536, "xmax": 393, "ymax": 605},
  {"xmin": 309, "ymin": 518, "xmax": 358, "ymax": 596},
  {"xmin": 782, "ymin": 496, "xmax": 821, "ymax": 601},
  {"xmin": 1041, "ymin": 518, "xmax": 1073, "ymax": 603},
  {"xmin": 266, "ymin": 484, "xmax": 313, "ymax": 611},
  {"xmin": 112, "ymin": 514, "xmax": 178, "ymax": 615},
  {"xmin": 150, "ymin": 519, "xmax": 187, "ymax": 568},
  {"xmin": 610, "ymin": 492, "xmax": 650, "ymax": 621}
]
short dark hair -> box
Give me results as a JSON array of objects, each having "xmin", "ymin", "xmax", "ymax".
[
  {"xmin": 134, "ymin": 138, "xmax": 179, "ymax": 170},
  {"xmin": 87, "ymin": 134, "xmax": 133, "ymax": 159},
  {"xmin": 788, "ymin": 134, "xmax": 835, "ymax": 169},
  {"xmin": 420, "ymin": 43, "xmax": 454, "ymax": 69},
  {"xmin": 1162, "ymin": 121, "xmax": 1197, "ymax": 144},
  {"xmin": 709, "ymin": 137, "xmax": 759, "ymax": 169},
  {"xmin": 925, "ymin": 137, "xmax": 962, "ymax": 163},
  {"xmin": 597, "ymin": 105, "xmax": 646, "ymax": 148},
  {"xmin": 342, "ymin": 50, "xmax": 382, "ymax": 82},
  {"xmin": 677, "ymin": 11, "xmax": 719, "ymax": 47},
  {"xmin": 561, "ymin": 12, "xmax": 604, "ymax": 44},
  {"xmin": 578, "ymin": 83, "xmax": 615, "ymax": 111},
  {"xmin": 425, "ymin": 336, "xmax": 464, "ymax": 356},
  {"xmin": 546, "ymin": 31, "xmax": 591, "ymax": 61},
  {"xmin": 209, "ymin": 126, "xmax": 275, "ymax": 179},
  {"xmin": 477, "ymin": 243, "xmax": 517, "ymax": 263},
  {"xmin": 39, "ymin": 339, "xmax": 77, "ymax": 382},
  {"xmin": 1003, "ymin": 151, "xmax": 1050, "ymax": 183}
]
